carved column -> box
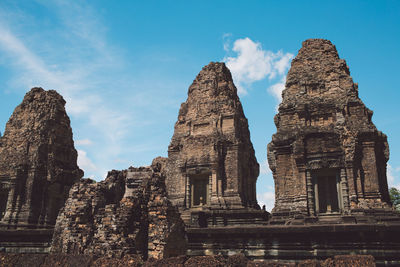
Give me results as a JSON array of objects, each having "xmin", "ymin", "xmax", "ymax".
[
  {"xmin": 345, "ymin": 161, "xmax": 357, "ymax": 207},
  {"xmin": 2, "ymin": 180, "xmax": 14, "ymax": 222},
  {"xmin": 208, "ymin": 172, "xmax": 212, "ymax": 206},
  {"xmin": 361, "ymin": 141, "xmax": 381, "ymax": 198},
  {"xmin": 211, "ymin": 170, "xmax": 217, "ymax": 197},
  {"xmin": 306, "ymin": 170, "xmax": 315, "ymax": 216},
  {"xmin": 340, "ymin": 168, "xmax": 350, "ymax": 212},
  {"xmin": 185, "ymin": 173, "xmax": 190, "ymax": 209}
]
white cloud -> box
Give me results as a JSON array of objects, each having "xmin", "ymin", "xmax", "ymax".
[
  {"xmin": 257, "ymin": 190, "xmax": 275, "ymax": 212},
  {"xmin": 0, "ymin": 26, "xmax": 59, "ymax": 87},
  {"xmin": 224, "ymin": 37, "xmax": 293, "ymax": 95},
  {"xmin": 0, "ymin": 2, "xmax": 134, "ymax": 179},
  {"xmin": 77, "ymin": 149, "xmax": 96, "ymax": 172},
  {"xmin": 222, "ymin": 33, "xmax": 232, "ymax": 52},
  {"xmin": 260, "ymin": 160, "xmax": 271, "ymax": 175},
  {"xmin": 388, "ymin": 164, "xmax": 400, "ymax": 190},
  {"xmin": 76, "ymin": 139, "xmax": 93, "ymax": 146},
  {"xmin": 388, "ymin": 164, "xmax": 395, "ymax": 184},
  {"xmin": 273, "ymin": 51, "xmax": 293, "ymax": 76},
  {"xmin": 268, "ymin": 76, "xmax": 286, "ymax": 111}
]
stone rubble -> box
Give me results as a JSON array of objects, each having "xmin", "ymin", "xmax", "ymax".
[{"xmin": 50, "ymin": 158, "xmax": 186, "ymax": 260}]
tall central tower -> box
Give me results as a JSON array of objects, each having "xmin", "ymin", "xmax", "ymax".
[{"xmin": 166, "ymin": 62, "xmax": 259, "ymax": 214}]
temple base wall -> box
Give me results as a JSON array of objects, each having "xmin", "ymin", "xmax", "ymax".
[
  {"xmin": 0, "ymin": 229, "xmax": 53, "ymax": 253},
  {"xmin": 187, "ymin": 223, "xmax": 400, "ymax": 266}
]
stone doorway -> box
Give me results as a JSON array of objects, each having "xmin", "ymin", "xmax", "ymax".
[
  {"xmin": 313, "ymin": 169, "xmax": 341, "ymax": 214},
  {"xmin": 190, "ymin": 174, "xmax": 209, "ymax": 207}
]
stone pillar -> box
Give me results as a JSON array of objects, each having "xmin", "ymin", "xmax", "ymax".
[
  {"xmin": 185, "ymin": 173, "xmax": 190, "ymax": 209},
  {"xmin": 225, "ymin": 145, "xmax": 240, "ymax": 194},
  {"xmin": 211, "ymin": 170, "xmax": 217, "ymax": 197},
  {"xmin": 345, "ymin": 162, "xmax": 358, "ymax": 207},
  {"xmin": 1, "ymin": 181, "xmax": 14, "ymax": 223},
  {"xmin": 306, "ymin": 170, "xmax": 315, "ymax": 216},
  {"xmin": 340, "ymin": 168, "xmax": 350, "ymax": 212},
  {"xmin": 355, "ymin": 168, "xmax": 365, "ymax": 199},
  {"xmin": 361, "ymin": 141, "xmax": 381, "ymax": 198},
  {"xmin": 217, "ymin": 174, "xmax": 222, "ymax": 197},
  {"xmin": 208, "ymin": 173, "xmax": 212, "ymax": 206},
  {"xmin": 210, "ymin": 170, "xmax": 219, "ymax": 207}
]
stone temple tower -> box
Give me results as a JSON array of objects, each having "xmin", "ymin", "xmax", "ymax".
[
  {"xmin": 268, "ymin": 39, "xmax": 395, "ymax": 224},
  {"xmin": 166, "ymin": 62, "xmax": 266, "ymax": 225},
  {"xmin": 0, "ymin": 88, "xmax": 83, "ymax": 229}
]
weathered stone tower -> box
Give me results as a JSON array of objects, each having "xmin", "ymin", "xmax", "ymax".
[
  {"xmin": 0, "ymin": 87, "xmax": 83, "ymax": 229},
  {"xmin": 166, "ymin": 62, "xmax": 260, "ymax": 216},
  {"xmin": 267, "ymin": 39, "xmax": 393, "ymax": 223}
]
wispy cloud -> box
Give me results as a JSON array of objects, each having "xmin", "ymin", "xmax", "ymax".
[
  {"xmin": 76, "ymin": 139, "xmax": 93, "ymax": 146},
  {"xmin": 260, "ymin": 159, "xmax": 271, "ymax": 175},
  {"xmin": 0, "ymin": 1, "xmax": 136, "ymax": 179},
  {"xmin": 77, "ymin": 150, "xmax": 97, "ymax": 173},
  {"xmin": 268, "ymin": 76, "xmax": 286, "ymax": 111},
  {"xmin": 222, "ymin": 33, "xmax": 232, "ymax": 52},
  {"xmin": 388, "ymin": 163, "xmax": 400, "ymax": 190},
  {"xmin": 0, "ymin": 26, "xmax": 59, "ymax": 87},
  {"xmin": 271, "ymin": 51, "xmax": 293, "ymax": 78},
  {"xmin": 223, "ymin": 37, "xmax": 293, "ymax": 95}
]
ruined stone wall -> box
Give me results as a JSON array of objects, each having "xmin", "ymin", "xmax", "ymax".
[
  {"xmin": 268, "ymin": 39, "xmax": 392, "ymax": 221},
  {"xmin": 148, "ymin": 157, "xmax": 187, "ymax": 259},
  {"xmin": 166, "ymin": 62, "xmax": 259, "ymax": 211},
  {"xmin": 0, "ymin": 87, "xmax": 83, "ymax": 228},
  {"xmin": 51, "ymin": 158, "xmax": 186, "ymax": 260}
]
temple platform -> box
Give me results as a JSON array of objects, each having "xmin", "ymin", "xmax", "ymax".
[
  {"xmin": 0, "ymin": 228, "xmax": 53, "ymax": 253},
  {"xmin": 184, "ymin": 208, "xmax": 269, "ymax": 227},
  {"xmin": 187, "ymin": 223, "xmax": 400, "ymax": 266}
]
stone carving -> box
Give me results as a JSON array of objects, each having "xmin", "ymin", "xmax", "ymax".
[
  {"xmin": 50, "ymin": 158, "xmax": 187, "ymax": 260},
  {"xmin": 166, "ymin": 62, "xmax": 259, "ymax": 214},
  {"xmin": 268, "ymin": 39, "xmax": 394, "ymax": 223},
  {"xmin": 0, "ymin": 87, "xmax": 83, "ymax": 228}
]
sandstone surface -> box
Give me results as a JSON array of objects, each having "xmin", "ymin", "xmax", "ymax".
[
  {"xmin": 1, "ymin": 40, "xmax": 399, "ymax": 265},
  {"xmin": 51, "ymin": 158, "xmax": 186, "ymax": 260},
  {"xmin": 267, "ymin": 39, "xmax": 393, "ymax": 223},
  {"xmin": 0, "ymin": 87, "xmax": 83, "ymax": 228},
  {"xmin": 166, "ymin": 62, "xmax": 259, "ymax": 212}
]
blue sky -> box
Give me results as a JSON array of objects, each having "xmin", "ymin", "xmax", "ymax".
[{"xmin": 0, "ymin": 1, "xmax": 399, "ymax": 211}]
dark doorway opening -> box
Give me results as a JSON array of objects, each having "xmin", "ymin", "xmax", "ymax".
[
  {"xmin": 190, "ymin": 174, "xmax": 209, "ymax": 207},
  {"xmin": 313, "ymin": 169, "xmax": 341, "ymax": 214}
]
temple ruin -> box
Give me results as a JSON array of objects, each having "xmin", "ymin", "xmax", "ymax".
[
  {"xmin": 0, "ymin": 87, "xmax": 83, "ymax": 229},
  {"xmin": 0, "ymin": 39, "xmax": 400, "ymax": 265},
  {"xmin": 267, "ymin": 39, "xmax": 394, "ymax": 224},
  {"xmin": 166, "ymin": 62, "xmax": 266, "ymax": 225},
  {"xmin": 50, "ymin": 158, "xmax": 186, "ymax": 259}
]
